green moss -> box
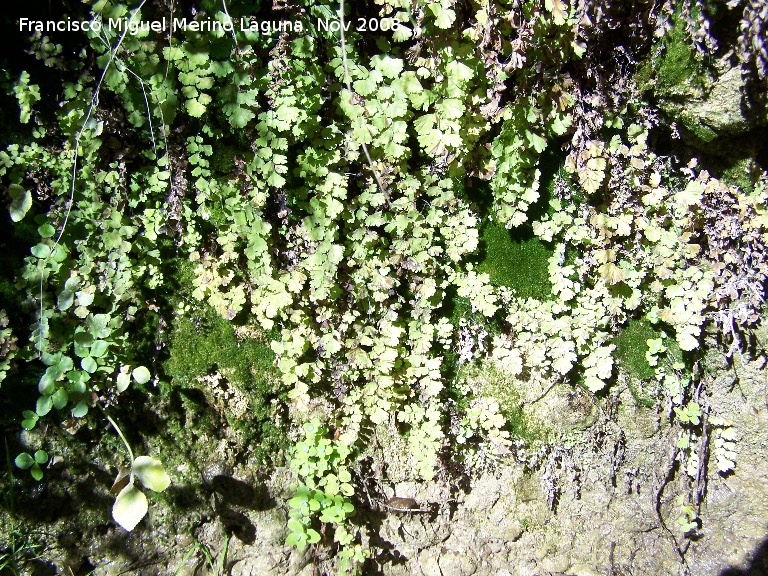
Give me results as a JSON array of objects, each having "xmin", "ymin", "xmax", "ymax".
[
  {"xmin": 680, "ymin": 112, "xmax": 718, "ymax": 142},
  {"xmin": 470, "ymin": 364, "xmax": 548, "ymax": 443},
  {"xmin": 160, "ymin": 258, "xmax": 287, "ymax": 465},
  {"xmin": 635, "ymin": 60, "xmax": 655, "ymax": 92},
  {"xmin": 210, "ymin": 143, "xmax": 238, "ymax": 174},
  {"xmin": 636, "ymin": 6, "xmax": 710, "ymax": 100},
  {"xmin": 613, "ymin": 318, "xmax": 658, "ymax": 380},
  {"xmin": 718, "ymin": 157, "xmax": 755, "ymax": 194},
  {"xmin": 164, "ymin": 307, "xmax": 275, "ymax": 388},
  {"xmin": 658, "ymin": 1, "xmax": 711, "ymax": 92},
  {"xmin": 657, "ymin": 31, "xmax": 699, "ymax": 93},
  {"xmin": 476, "ymin": 222, "xmax": 553, "ymax": 300}
]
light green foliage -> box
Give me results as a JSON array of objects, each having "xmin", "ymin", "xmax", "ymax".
[
  {"xmin": 0, "ymin": 311, "xmax": 17, "ymax": 386},
  {"xmin": 105, "ymin": 414, "xmax": 170, "ymax": 532},
  {"xmin": 7, "ymin": 184, "xmax": 32, "ymax": 223},
  {"xmin": 456, "ymin": 396, "xmax": 511, "ymax": 468},
  {"xmin": 12, "ymin": 72, "xmax": 41, "ymax": 125},
  {"xmin": 676, "ymin": 498, "xmax": 700, "ymax": 535},
  {"xmin": 709, "ymin": 416, "xmax": 738, "ymax": 474},
  {"xmin": 286, "ymin": 419, "xmax": 366, "ymax": 574},
  {"xmin": 112, "ymin": 455, "xmax": 171, "ymax": 532},
  {"xmin": 483, "ymin": 1, "xmax": 580, "ymax": 227},
  {"xmin": 533, "ymin": 126, "xmax": 768, "ymax": 369},
  {"xmin": 675, "ymin": 401, "xmax": 702, "ymax": 426},
  {"xmin": 2, "ymin": 0, "xmax": 766, "ymax": 562}
]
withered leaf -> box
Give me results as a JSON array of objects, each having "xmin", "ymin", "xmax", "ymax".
[{"xmin": 110, "ymin": 466, "xmax": 131, "ymax": 495}]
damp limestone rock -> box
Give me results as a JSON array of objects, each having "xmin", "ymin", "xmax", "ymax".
[{"xmin": 659, "ymin": 59, "xmax": 767, "ymax": 151}]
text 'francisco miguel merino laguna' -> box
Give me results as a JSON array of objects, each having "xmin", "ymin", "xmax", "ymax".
[{"xmin": 18, "ymin": 17, "xmax": 305, "ymax": 35}]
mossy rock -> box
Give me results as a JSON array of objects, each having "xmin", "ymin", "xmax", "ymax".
[
  {"xmin": 636, "ymin": 6, "xmax": 766, "ymax": 153},
  {"xmin": 463, "ymin": 362, "xmax": 551, "ymax": 443}
]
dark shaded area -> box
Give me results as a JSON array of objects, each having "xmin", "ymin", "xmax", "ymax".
[
  {"xmin": 348, "ymin": 462, "xmax": 419, "ymax": 576},
  {"xmin": 719, "ymin": 537, "xmax": 768, "ymax": 576},
  {"xmin": 0, "ymin": 2, "xmax": 92, "ymax": 142}
]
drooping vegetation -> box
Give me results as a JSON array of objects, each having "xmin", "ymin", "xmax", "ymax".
[{"xmin": 1, "ymin": 0, "xmax": 766, "ymax": 573}]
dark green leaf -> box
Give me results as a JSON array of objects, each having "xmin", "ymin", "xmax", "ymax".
[
  {"xmin": 38, "ymin": 223, "xmax": 56, "ymax": 238},
  {"xmin": 15, "ymin": 452, "xmax": 34, "ymax": 469},
  {"xmin": 36, "ymin": 395, "xmax": 53, "ymax": 416},
  {"xmin": 30, "ymin": 463, "xmax": 43, "ymax": 481},
  {"xmin": 52, "ymin": 388, "xmax": 69, "ymax": 410}
]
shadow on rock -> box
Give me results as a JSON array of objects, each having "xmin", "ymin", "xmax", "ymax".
[
  {"xmin": 218, "ymin": 507, "xmax": 257, "ymax": 544},
  {"xmin": 719, "ymin": 536, "xmax": 768, "ymax": 576}
]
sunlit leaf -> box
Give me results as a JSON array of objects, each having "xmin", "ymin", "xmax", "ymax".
[
  {"xmin": 9, "ymin": 184, "xmax": 32, "ymax": 222},
  {"xmin": 132, "ymin": 366, "xmax": 151, "ymax": 384},
  {"xmin": 132, "ymin": 456, "xmax": 170, "ymax": 492},
  {"xmin": 112, "ymin": 483, "xmax": 148, "ymax": 531}
]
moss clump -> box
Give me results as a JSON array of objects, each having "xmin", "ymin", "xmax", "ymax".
[
  {"xmin": 161, "ymin": 259, "xmax": 287, "ymax": 465},
  {"xmin": 680, "ymin": 111, "xmax": 718, "ymax": 142},
  {"xmin": 613, "ymin": 318, "xmax": 658, "ymax": 380},
  {"xmin": 470, "ymin": 364, "xmax": 548, "ymax": 443},
  {"xmin": 164, "ymin": 307, "xmax": 275, "ymax": 388},
  {"xmin": 635, "ymin": 6, "xmax": 711, "ymax": 103},
  {"xmin": 656, "ymin": 30, "xmax": 701, "ymax": 93},
  {"xmin": 476, "ymin": 222, "xmax": 554, "ymax": 300},
  {"xmin": 718, "ymin": 157, "xmax": 756, "ymax": 194}
]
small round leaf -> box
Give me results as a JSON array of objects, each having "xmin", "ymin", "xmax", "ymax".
[
  {"xmin": 36, "ymin": 395, "xmax": 53, "ymax": 416},
  {"xmin": 15, "ymin": 452, "xmax": 34, "ymax": 470},
  {"xmin": 38, "ymin": 223, "xmax": 56, "ymax": 238},
  {"xmin": 31, "ymin": 243, "xmax": 51, "ymax": 259},
  {"xmin": 74, "ymin": 331, "xmax": 94, "ymax": 347},
  {"xmin": 306, "ymin": 528, "xmax": 321, "ymax": 544},
  {"xmin": 81, "ymin": 356, "xmax": 98, "ymax": 373},
  {"xmin": 132, "ymin": 366, "xmax": 151, "ymax": 385},
  {"xmin": 71, "ymin": 401, "xmax": 88, "ymax": 418},
  {"xmin": 90, "ymin": 340, "xmax": 110, "ymax": 358},
  {"xmin": 21, "ymin": 411, "xmax": 38, "ymax": 430},
  {"xmin": 38, "ymin": 372, "xmax": 55, "ymax": 395},
  {"xmin": 52, "ymin": 388, "xmax": 69, "ymax": 410},
  {"xmin": 132, "ymin": 456, "xmax": 170, "ymax": 492},
  {"xmin": 116, "ymin": 372, "xmax": 131, "ymax": 393},
  {"xmin": 30, "ymin": 463, "xmax": 44, "ymax": 481},
  {"xmin": 9, "ymin": 184, "xmax": 32, "ymax": 222}
]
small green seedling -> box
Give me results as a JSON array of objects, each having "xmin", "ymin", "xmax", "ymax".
[
  {"xmin": 674, "ymin": 401, "xmax": 702, "ymax": 425},
  {"xmin": 14, "ymin": 450, "xmax": 48, "ymax": 481},
  {"xmin": 20, "ymin": 411, "xmax": 39, "ymax": 431},
  {"xmin": 106, "ymin": 415, "xmax": 170, "ymax": 531},
  {"xmin": 677, "ymin": 502, "xmax": 699, "ymax": 534}
]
